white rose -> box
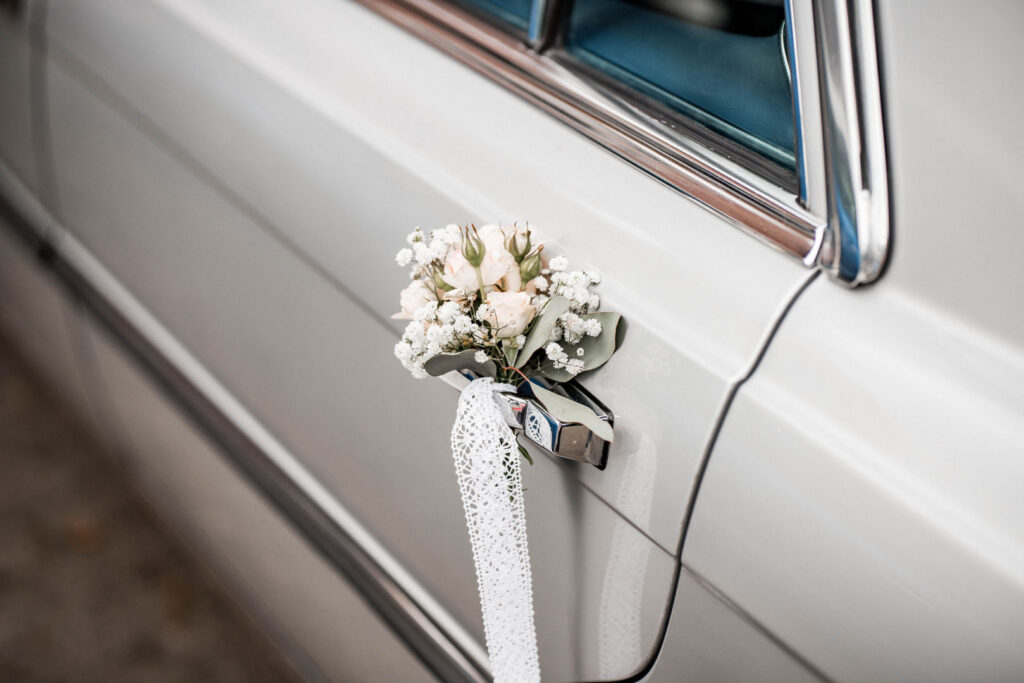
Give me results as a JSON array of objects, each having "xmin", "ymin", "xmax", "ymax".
[
  {"xmin": 441, "ymin": 248, "xmax": 479, "ymax": 292},
  {"xmin": 442, "ymin": 225, "xmax": 519, "ymax": 293},
  {"xmin": 484, "ymin": 291, "xmax": 536, "ymax": 338},
  {"xmin": 392, "ymin": 279, "xmax": 435, "ymax": 319}
]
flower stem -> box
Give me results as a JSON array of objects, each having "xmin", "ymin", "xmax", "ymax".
[
  {"xmin": 501, "ymin": 365, "xmax": 532, "ymax": 387},
  {"xmin": 474, "ymin": 266, "xmax": 487, "ymax": 304}
]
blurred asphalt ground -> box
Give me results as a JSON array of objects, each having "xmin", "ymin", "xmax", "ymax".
[{"xmin": 0, "ymin": 335, "xmax": 303, "ymax": 683}]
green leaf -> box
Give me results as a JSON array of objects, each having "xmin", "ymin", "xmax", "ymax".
[
  {"xmin": 517, "ymin": 444, "xmax": 534, "ymax": 466},
  {"xmin": 423, "ymin": 350, "xmax": 497, "ymax": 379},
  {"xmin": 515, "ymin": 296, "xmax": 570, "ymax": 369},
  {"xmin": 502, "ymin": 339, "xmax": 518, "ymax": 368},
  {"xmin": 538, "ymin": 312, "xmax": 621, "ymax": 382},
  {"xmin": 528, "ymin": 383, "xmax": 614, "ymax": 443}
]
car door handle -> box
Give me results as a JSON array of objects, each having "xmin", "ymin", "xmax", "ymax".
[{"xmin": 441, "ymin": 371, "xmax": 613, "ymax": 468}]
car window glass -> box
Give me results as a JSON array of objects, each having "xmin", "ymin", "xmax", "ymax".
[{"xmin": 564, "ymin": 0, "xmax": 796, "ymax": 168}]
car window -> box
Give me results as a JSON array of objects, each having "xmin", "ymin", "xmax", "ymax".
[
  {"xmin": 454, "ymin": 0, "xmax": 533, "ymax": 28},
  {"xmin": 363, "ymin": 0, "xmax": 889, "ymax": 285},
  {"xmin": 563, "ymin": 0, "xmax": 795, "ymax": 169}
]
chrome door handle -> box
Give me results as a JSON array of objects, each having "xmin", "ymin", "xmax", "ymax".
[{"xmin": 442, "ymin": 371, "xmax": 613, "ymax": 469}]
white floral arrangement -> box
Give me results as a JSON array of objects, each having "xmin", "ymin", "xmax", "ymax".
[
  {"xmin": 393, "ymin": 223, "xmax": 620, "ymax": 449},
  {"xmin": 391, "ymin": 222, "xmax": 621, "ymax": 683}
]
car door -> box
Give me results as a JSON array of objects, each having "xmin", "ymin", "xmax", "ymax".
[
  {"xmin": 18, "ymin": 0, "xmax": 876, "ymax": 679},
  {"xmin": 683, "ymin": 2, "xmax": 1024, "ymax": 680}
]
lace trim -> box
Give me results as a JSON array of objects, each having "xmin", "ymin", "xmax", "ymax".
[{"xmin": 451, "ymin": 378, "xmax": 541, "ymax": 683}]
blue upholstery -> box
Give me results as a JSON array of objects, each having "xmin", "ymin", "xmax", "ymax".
[
  {"xmin": 566, "ymin": 0, "xmax": 796, "ymax": 167},
  {"xmin": 455, "ymin": 0, "xmax": 532, "ymax": 28}
]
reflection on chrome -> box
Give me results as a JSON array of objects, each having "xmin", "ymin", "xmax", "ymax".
[{"xmin": 598, "ymin": 432, "xmax": 658, "ymax": 679}]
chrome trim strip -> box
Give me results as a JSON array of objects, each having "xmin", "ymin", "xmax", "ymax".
[
  {"xmin": 0, "ymin": 165, "xmax": 491, "ymax": 683},
  {"xmin": 782, "ymin": 1, "xmax": 807, "ymax": 205},
  {"xmin": 526, "ymin": 0, "xmax": 551, "ymax": 47},
  {"xmin": 356, "ymin": 0, "xmax": 822, "ymax": 262},
  {"xmin": 785, "ymin": 0, "xmax": 828, "ymax": 220},
  {"xmin": 814, "ymin": 0, "xmax": 889, "ymax": 285}
]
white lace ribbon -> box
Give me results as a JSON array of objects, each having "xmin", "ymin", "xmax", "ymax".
[{"xmin": 451, "ymin": 378, "xmax": 541, "ymax": 683}]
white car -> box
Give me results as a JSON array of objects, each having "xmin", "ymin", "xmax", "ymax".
[{"xmin": 1, "ymin": 0, "xmax": 1022, "ymax": 680}]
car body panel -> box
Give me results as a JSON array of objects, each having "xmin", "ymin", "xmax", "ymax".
[
  {"xmin": 40, "ymin": 40, "xmax": 681, "ymax": 682},
  {"xmin": 0, "ymin": 217, "xmax": 433, "ymax": 683},
  {"xmin": 647, "ymin": 569, "xmax": 821, "ymax": 683},
  {"xmin": 43, "ymin": 0, "xmax": 813, "ymax": 553},
  {"xmin": 35, "ymin": 0, "xmax": 816, "ymax": 677},
  {"xmin": 9, "ymin": 0, "xmax": 1016, "ymax": 681},
  {"xmin": 685, "ymin": 279, "xmax": 1024, "ymax": 682},
  {"xmin": 683, "ymin": 3, "xmax": 1024, "ymax": 679}
]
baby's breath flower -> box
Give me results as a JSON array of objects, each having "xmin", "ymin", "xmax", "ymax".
[
  {"xmin": 531, "ymin": 277, "xmax": 548, "ymax": 292},
  {"xmin": 562, "ymin": 358, "xmax": 584, "ymax": 376},
  {"xmin": 395, "ymin": 248, "xmax": 413, "ymax": 267},
  {"xmin": 436, "ymin": 224, "xmax": 462, "ymax": 245},
  {"xmin": 412, "ymin": 301, "xmax": 438, "ymax": 322},
  {"xmin": 545, "ymin": 342, "xmax": 567, "ymax": 363},
  {"xmin": 436, "ymin": 301, "xmax": 460, "ymax": 324},
  {"xmin": 576, "ymin": 347, "xmax": 585, "ymax": 357},
  {"xmin": 453, "ymin": 314, "xmax": 475, "ymax": 335},
  {"xmin": 406, "ymin": 227, "xmax": 424, "ymax": 245},
  {"xmin": 584, "ymin": 318, "xmax": 602, "ymax": 337},
  {"xmin": 412, "ymin": 241, "xmax": 431, "ymax": 265},
  {"xmin": 515, "ymin": 334, "xmax": 526, "ymax": 347},
  {"xmin": 404, "ymin": 320, "xmax": 424, "ymax": 341},
  {"xmin": 548, "ymin": 255, "xmax": 569, "ymax": 272},
  {"xmin": 394, "ymin": 341, "xmax": 414, "ymax": 362},
  {"xmin": 474, "ymin": 350, "xmax": 489, "ymax": 364},
  {"xmin": 560, "ymin": 312, "xmax": 586, "ymax": 344}
]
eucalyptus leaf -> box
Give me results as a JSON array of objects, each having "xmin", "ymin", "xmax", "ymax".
[
  {"xmin": 423, "ymin": 350, "xmax": 497, "ymax": 379},
  {"xmin": 515, "ymin": 296, "xmax": 570, "ymax": 369},
  {"xmin": 538, "ymin": 312, "xmax": 621, "ymax": 382},
  {"xmin": 529, "ymin": 383, "xmax": 614, "ymax": 443},
  {"xmin": 537, "ymin": 364, "xmax": 575, "ymax": 383}
]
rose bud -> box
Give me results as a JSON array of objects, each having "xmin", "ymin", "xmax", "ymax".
[
  {"xmin": 506, "ymin": 227, "xmax": 532, "ymax": 264},
  {"xmin": 461, "ymin": 224, "xmax": 486, "ymax": 267},
  {"xmin": 431, "ymin": 267, "xmax": 454, "ymax": 291},
  {"xmin": 520, "ymin": 248, "xmax": 543, "ymax": 283}
]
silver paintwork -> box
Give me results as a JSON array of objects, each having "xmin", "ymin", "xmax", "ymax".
[
  {"xmin": 40, "ymin": 0, "xmax": 812, "ymax": 559},
  {"xmin": 10, "ymin": 0, "xmax": 1017, "ymax": 680},
  {"xmin": 0, "ymin": 160, "xmax": 488, "ymax": 681},
  {"xmin": 34, "ymin": 14, "xmax": 689, "ymax": 673}
]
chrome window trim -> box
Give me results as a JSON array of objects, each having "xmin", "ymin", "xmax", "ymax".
[
  {"xmin": 0, "ymin": 163, "xmax": 491, "ymax": 683},
  {"xmin": 786, "ymin": 0, "xmax": 828, "ymax": 219},
  {"xmin": 355, "ymin": 0, "xmax": 890, "ymax": 284},
  {"xmin": 814, "ymin": 0, "xmax": 890, "ymax": 284}
]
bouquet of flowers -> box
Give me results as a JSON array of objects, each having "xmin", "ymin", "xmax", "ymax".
[
  {"xmin": 393, "ymin": 223, "xmax": 619, "ymax": 448},
  {"xmin": 391, "ymin": 223, "xmax": 621, "ymax": 683}
]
